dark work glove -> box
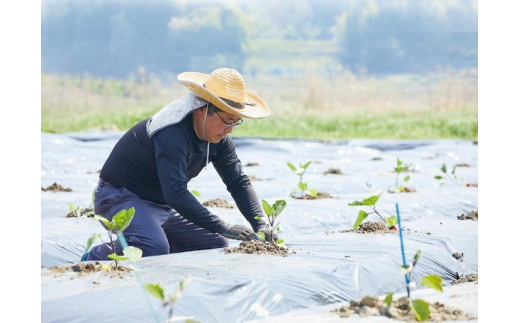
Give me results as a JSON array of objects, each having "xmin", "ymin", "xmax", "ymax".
[
  {"xmin": 257, "ymin": 225, "xmax": 278, "ymax": 243},
  {"xmin": 221, "ymin": 224, "xmax": 261, "ymax": 241}
]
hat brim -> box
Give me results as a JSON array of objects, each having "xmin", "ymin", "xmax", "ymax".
[{"xmin": 177, "ymin": 72, "xmax": 270, "ymax": 119}]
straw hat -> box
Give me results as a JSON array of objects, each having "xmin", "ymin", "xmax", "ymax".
[{"xmin": 177, "ymin": 68, "xmax": 270, "ymax": 119}]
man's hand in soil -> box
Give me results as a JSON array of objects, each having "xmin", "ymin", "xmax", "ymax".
[
  {"xmin": 257, "ymin": 225, "xmax": 278, "ymax": 243},
  {"xmin": 221, "ymin": 224, "xmax": 260, "ymax": 241}
]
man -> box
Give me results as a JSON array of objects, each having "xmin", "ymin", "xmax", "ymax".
[{"xmin": 83, "ymin": 68, "xmax": 274, "ymax": 261}]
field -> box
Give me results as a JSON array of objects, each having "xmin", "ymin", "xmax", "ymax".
[{"xmin": 41, "ymin": 69, "xmax": 478, "ymax": 140}]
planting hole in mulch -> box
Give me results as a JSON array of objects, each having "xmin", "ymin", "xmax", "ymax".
[
  {"xmin": 323, "ymin": 168, "xmax": 343, "ymax": 175},
  {"xmin": 341, "ymin": 221, "xmax": 398, "ymax": 234},
  {"xmin": 293, "ymin": 192, "xmax": 337, "ymax": 200},
  {"xmin": 332, "ymin": 295, "xmax": 475, "ymax": 321},
  {"xmin": 203, "ymin": 199, "xmax": 234, "ymax": 209},
  {"xmin": 65, "ymin": 208, "xmax": 95, "ymax": 218},
  {"xmin": 458, "ymin": 210, "xmax": 478, "ymax": 221},
  {"xmin": 245, "ymin": 162, "xmax": 259, "ymax": 167},
  {"xmin": 42, "ymin": 182, "xmax": 72, "ymax": 192},
  {"xmin": 388, "ymin": 187, "xmax": 417, "ymax": 193},
  {"xmin": 453, "ymin": 274, "xmax": 478, "ymax": 285},
  {"xmin": 45, "ymin": 262, "xmax": 133, "ymax": 279},
  {"xmin": 224, "ymin": 240, "xmax": 292, "ymax": 256}
]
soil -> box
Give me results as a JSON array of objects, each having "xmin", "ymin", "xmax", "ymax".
[
  {"xmin": 452, "ymin": 274, "xmax": 478, "ymax": 285},
  {"xmin": 332, "ymin": 295, "xmax": 475, "ymax": 321},
  {"xmin": 203, "ymin": 198, "xmax": 235, "ymax": 209},
  {"xmin": 323, "ymin": 168, "xmax": 343, "ymax": 175},
  {"xmin": 65, "ymin": 207, "xmax": 95, "ymax": 218},
  {"xmin": 293, "ymin": 192, "xmax": 337, "ymax": 200},
  {"xmin": 223, "ymin": 240, "xmax": 292, "ymax": 256},
  {"xmin": 341, "ymin": 221, "xmax": 398, "ymax": 234},
  {"xmin": 389, "ymin": 187, "xmax": 417, "ymax": 193},
  {"xmin": 248, "ymin": 175, "xmax": 262, "ymax": 181},
  {"xmin": 45, "ymin": 262, "xmax": 132, "ymax": 279},
  {"xmin": 41, "ymin": 182, "xmax": 72, "ymax": 192},
  {"xmin": 245, "ymin": 162, "xmax": 259, "ymax": 167},
  {"xmin": 458, "ymin": 210, "xmax": 478, "ymax": 221},
  {"xmin": 465, "ymin": 183, "xmax": 478, "ymax": 187}
]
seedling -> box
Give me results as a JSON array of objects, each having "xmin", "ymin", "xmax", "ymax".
[
  {"xmin": 384, "ymin": 249, "xmax": 444, "ymax": 322},
  {"xmin": 287, "ymin": 161, "xmax": 318, "ymax": 199},
  {"xmin": 392, "ymin": 158, "xmax": 412, "ymax": 193},
  {"xmin": 67, "ymin": 202, "xmax": 95, "ymax": 218},
  {"xmin": 348, "ymin": 192, "xmax": 397, "ymax": 229},
  {"xmin": 87, "ymin": 207, "xmax": 142, "ymax": 267},
  {"xmin": 255, "ymin": 199, "xmax": 286, "ymax": 245},
  {"xmin": 190, "ymin": 190, "xmax": 202, "ymax": 198},
  {"xmin": 145, "ymin": 278, "xmax": 200, "ymax": 322},
  {"xmin": 435, "ymin": 163, "xmax": 466, "ymax": 186}
]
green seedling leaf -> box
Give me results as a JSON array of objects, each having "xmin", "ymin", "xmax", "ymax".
[
  {"xmin": 272, "ymin": 200, "xmax": 287, "ymax": 216},
  {"xmin": 394, "ymin": 186, "xmax": 406, "ymax": 193},
  {"xmin": 403, "ymin": 175, "xmax": 410, "ymax": 182},
  {"xmin": 385, "ymin": 216, "xmax": 398, "ymax": 228},
  {"xmin": 85, "ymin": 233, "xmax": 101, "ymax": 253},
  {"xmin": 353, "ymin": 210, "xmax": 368, "ymax": 229},
  {"xmin": 95, "ymin": 214, "xmax": 115, "ymax": 231},
  {"xmin": 384, "ymin": 293, "xmax": 393, "ymax": 306},
  {"xmin": 123, "ymin": 246, "xmax": 143, "ymax": 262},
  {"xmin": 113, "ymin": 207, "xmax": 135, "ymax": 232},
  {"xmin": 413, "ymin": 249, "xmax": 422, "ymax": 265},
  {"xmin": 286, "ymin": 162, "xmax": 297, "ymax": 172},
  {"xmin": 397, "ymin": 158, "xmax": 402, "ymax": 166},
  {"xmin": 308, "ymin": 189, "xmax": 318, "ymax": 198},
  {"xmin": 276, "ymin": 239, "xmax": 285, "ymax": 245},
  {"xmin": 261, "ymin": 200, "xmax": 273, "ymax": 216},
  {"xmin": 348, "ymin": 200, "xmax": 364, "ymax": 206},
  {"xmin": 410, "ymin": 299, "xmax": 430, "ymax": 322},
  {"xmin": 191, "ymin": 190, "xmax": 201, "ymax": 198},
  {"xmin": 363, "ymin": 195, "xmax": 379, "ymax": 206},
  {"xmin": 298, "ymin": 181, "xmax": 308, "ymax": 191},
  {"xmin": 421, "ymin": 274, "xmax": 443, "ymax": 292},
  {"xmin": 69, "ymin": 202, "xmax": 74, "ymax": 212},
  {"xmin": 434, "ymin": 175, "xmax": 444, "ymax": 180},
  {"xmin": 108, "ymin": 253, "xmax": 129, "ymax": 261},
  {"xmin": 440, "ymin": 163, "xmax": 447, "ymax": 173},
  {"xmin": 257, "ymin": 232, "xmax": 266, "ymax": 242},
  {"xmin": 145, "ymin": 283, "xmax": 165, "ymax": 301},
  {"xmin": 302, "ymin": 161, "xmax": 312, "ymax": 169},
  {"xmin": 451, "ymin": 165, "xmax": 457, "ymax": 175}
]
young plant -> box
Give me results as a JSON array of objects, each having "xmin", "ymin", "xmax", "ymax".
[
  {"xmin": 435, "ymin": 163, "xmax": 466, "ymax": 186},
  {"xmin": 287, "ymin": 161, "xmax": 318, "ymax": 199},
  {"xmin": 90, "ymin": 207, "xmax": 141, "ymax": 267},
  {"xmin": 145, "ymin": 278, "xmax": 199, "ymax": 322},
  {"xmin": 393, "ymin": 158, "xmax": 412, "ymax": 192},
  {"xmin": 348, "ymin": 192, "xmax": 397, "ymax": 229},
  {"xmin": 384, "ymin": 249, "xmax": 444, "ymax": 322},
  {"xmin": 255, "ymin": 199, "xmax": 286, "ymax": 245},
  {"xmin": 67, "ymin": 202, "xmax": 95, "ymax": 218}
]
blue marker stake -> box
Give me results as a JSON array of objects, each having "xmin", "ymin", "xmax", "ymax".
[{"xmin": 395, "ymin": 203, "xmax": 410, "ymax": 298}]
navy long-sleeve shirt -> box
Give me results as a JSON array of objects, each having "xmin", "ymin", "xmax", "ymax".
[{"xmin": 99, "ymin": 114, "xmax": 266, "ymax": 233}]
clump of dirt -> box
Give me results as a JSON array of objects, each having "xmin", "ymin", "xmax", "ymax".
[
  {"xmin": 224, "ymin": 240, "xmax": 291, "ymax": 256},
  {"xmin": 333, "ymin": 295, "xmax": 475, "ymax": 321},
  {"xmin": 372, "ymin": 157, "xmax": 383, "ymax": 161},
  {"xmin": 323, "ymin": 168, "xmax": 343, "ymax": 175},
  {"xmin": 203, "ymin": 199, "xmax": 234, "ymax": 209},
  {"xmin": 389, "ymin": 187, "xmax": 417, "ymax": 193},
  {"xmin": 452, "ymin": 252, "xmax": 464, "ymax": 260},
  {"xmin": 294, "ymin": 192, "xmax": 337, "ymax": 200},
  {"xmin": 245, "ymin": 162, "xmax": 259, "ymax": 166},
  {"xmin": 41, "ymin": 182, "xmax": 72, "ymax": 192},
  {"xmin": 458, "ymin": 210, "xmax": 478, "ymax": 221},
  {"xmin": 65, "ymin": 207, "xmax": 95, "ymax": 218},
  {"xmin": 465, "ymin": 183, "xmax": 478, "ymax": 187},
  {"xmin": 456, "ymin": 163, "xmax": 471, "ymax": 167},
  {"xmin": 453, "ymin": 274, "xmax": 478, "ymax": 285},
  {"xmin": 248, "ymin": 175, "xmax": 262, "ymax": 181},
  {"xmin": 46, "ymin": 262, "xmax": 132, "ymax": 279},
  {"xmin": 342, "ymin": 221, "xmax": 397, "ymax": 234}
]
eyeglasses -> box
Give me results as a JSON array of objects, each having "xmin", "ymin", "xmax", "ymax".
[{"xmin": 215, "ymin": 111, "xmax": 244, "ymax": 129}]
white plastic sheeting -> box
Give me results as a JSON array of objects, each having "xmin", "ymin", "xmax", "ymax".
[{"xmin": 41, "ymin": 131, "xmax": 478, "ymax": 322}]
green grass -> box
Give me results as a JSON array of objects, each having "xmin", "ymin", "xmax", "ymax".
[
  {"xmin": 232, "ymin": 109, "xmax": 477, "ymax": 140},
  {"xmin": 41, "ymin": 72, "xmax": 478, "ymax": 140}
]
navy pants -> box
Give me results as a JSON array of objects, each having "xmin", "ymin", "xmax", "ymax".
[{"xmin": 86, "ymin": 182, "xmax": 228, "ymax": 261}]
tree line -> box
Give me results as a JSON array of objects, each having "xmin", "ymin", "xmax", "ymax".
[{"xmin": 41, "ymin": 0, "xmax": 478, "ymax": 79}]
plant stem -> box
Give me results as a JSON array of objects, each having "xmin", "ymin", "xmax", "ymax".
[{"xmin": 371, "ymin": 206, "xmax": 387, "ymax": 223}]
